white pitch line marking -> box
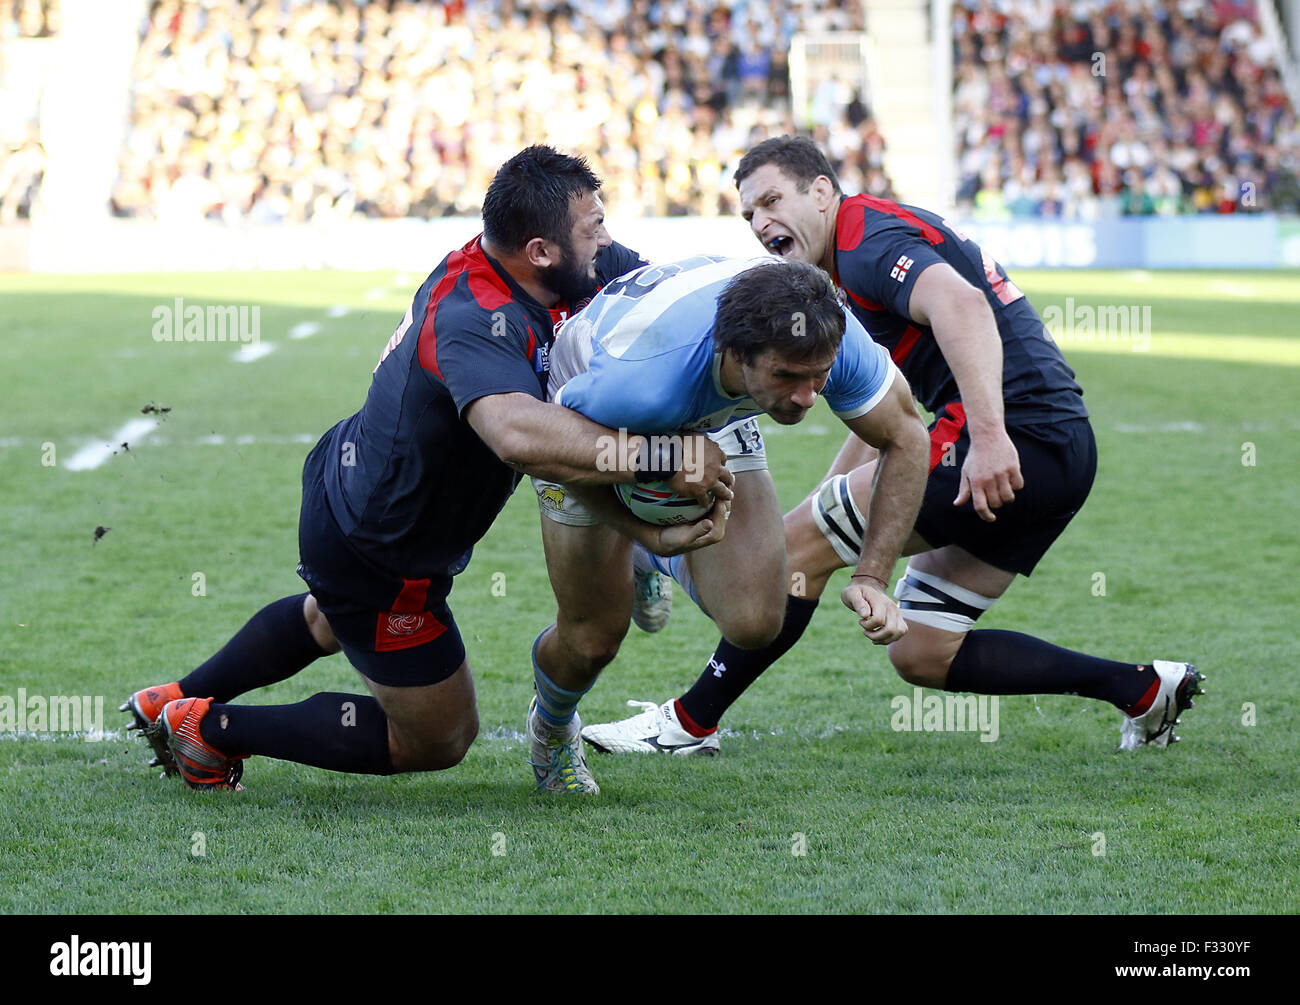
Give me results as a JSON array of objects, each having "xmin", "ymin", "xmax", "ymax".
[
  {"xmin": 1113, "ymin": 421, "xmax": 1205, "ymax": 433},
  {"xmin": 233, "ymin": 342, "xmax": 275, "ymax": 363},
  {"xmin": 289, "ymin": 321, "xmax": 322, "ymax": 340},
  {"xmin": 0, "ymin": 728, "xmax": 127, "ymax": 743},
  {"xmin": 1208, "ymin": 280, "xmax": 1255, "ymax": 298},
  {"xmin": 325, "ymin": 305, "xmax": 351, "ymax": 318},
  {"xmin": 64, "ymin": 418, "xmax": 158, "ymax": 471}
]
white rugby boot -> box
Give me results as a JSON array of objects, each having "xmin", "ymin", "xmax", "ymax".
[
  {"xmin": 582, "ymin": 699, "xmax": 720, "ymax": 756},
  {"xmin": 1119, "ymin": 661, "xmax": 1205, "ymax": 750},
  {"xmin": 527, "ymin": 698, "xmax": 600, "ymax": 794},
  {"xmin": 630, "ymin": 545, "xmax": 672, "ymax": 633}
]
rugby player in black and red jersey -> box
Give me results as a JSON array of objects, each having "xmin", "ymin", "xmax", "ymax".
[
  {"xmin": 120, "ymin": 146, "xmax": 732, "ymax": 790},
  {"xmin": 583, "ymin": 135, "xmax": 1203, "ymax": 756}
]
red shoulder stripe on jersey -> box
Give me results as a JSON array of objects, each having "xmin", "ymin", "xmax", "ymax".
[
  {"xmin": 892, "ymin": 324, "xmax": 922, "ymax": 365},
  {"xmin": 417, "ymin": 236, "xmax": 516, "ymax": 379},
  {"xmin": 417, "ymin": 246, "xmax": 474, "ymax": 379},
  {"xmin": 929, "ymin": 402, "xmax": 967, "ymax": 473},
  {"xmin": 836, "ymin": 200, "xmax": 866, "ymax": 252},
  {"xmin": 468, "ymin": 271, "xmax": 512, "ymax": 312},
  {"xmin": 854, "ymin": 195, "xmax": 946, "ymax": 247},
  {"xmin": 525, "ymin": 325, "xmax": 536, "ymax": 362}
]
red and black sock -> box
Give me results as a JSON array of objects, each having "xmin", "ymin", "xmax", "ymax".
[
  {"xmin": 944, "ymin": 629, "xmax": 1158, "ymax": 711},
  {"xmin": 179, "ymin": 593, "xmax": 328, "ymax": 703},
  {"xmin": 678, "ymin": 594, "xmax": 819, "ymax": 731}
]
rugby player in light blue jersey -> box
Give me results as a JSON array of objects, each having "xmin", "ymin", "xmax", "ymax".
[{"xmin": 525, "ymin": 255, "xmax": 931, "ymax": 793}]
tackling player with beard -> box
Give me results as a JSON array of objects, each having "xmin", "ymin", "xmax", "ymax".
[{"xmin": 120, "ymin": 146, "xmax": 733, "ymax": 789}]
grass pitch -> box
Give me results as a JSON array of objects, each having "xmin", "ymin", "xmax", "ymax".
[{"xmin": 1, "ymin": 268, "xmax": 1296, "ymax": 914}]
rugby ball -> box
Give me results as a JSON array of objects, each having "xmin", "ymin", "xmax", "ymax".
[{"xmin": 614, "ymin": 480, "xmax": 710, "ymax": 526}]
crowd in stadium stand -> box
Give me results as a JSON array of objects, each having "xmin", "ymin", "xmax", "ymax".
[
  {"xmin": 3, "ymin": 0, "xmax": 59, "ymax": 38},
  {"xmin": 0, "ymin": 121, "xmax": 42, "ymax": 222},
  {"xmin": 110, "ymin": 0, "xmax": 893, "ymax": 222},
  {"xmin": 0, "ymin": 2, "xmax": 58, "ymax": 221},
  {"xmin": 953, "ymin": 0, "xmax": 1300, "ymax": 217}
]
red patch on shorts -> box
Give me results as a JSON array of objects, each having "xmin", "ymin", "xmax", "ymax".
[
  {"xmin": 929, "ymin": 402, "xmax": 967, "ymax": 473},
  {"xmin": 373, "ymin": 578, "xmax": 448, "ymax": 651}
]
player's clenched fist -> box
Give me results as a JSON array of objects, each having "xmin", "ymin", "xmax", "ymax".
[
  {"xmin": 841, "ymin": 577, "xmax": 908, "ymax": 644},
  {"xmin": 668, "ymin": 433, "xmax": 734, "ymax": 507}
]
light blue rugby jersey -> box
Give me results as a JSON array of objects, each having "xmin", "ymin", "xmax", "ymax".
[{"xmin": 552, "ymin": 255, "xmax": 897, "ymax": 435}]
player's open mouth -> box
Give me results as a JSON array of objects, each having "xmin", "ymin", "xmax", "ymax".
[{"xmin": 767, "ymin": 236, "xmax": 793, "ymax": 256}]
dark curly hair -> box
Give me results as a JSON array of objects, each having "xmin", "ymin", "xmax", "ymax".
[
  {"xmin": 713, "ymin": 261, "xmax": 845, "ymax": 365},
  {"xmin": 481, "ymin": 145, "xmax": 602, "ymax": 252},
  {"xmin": 734, "ymin": 135, "xmax": 842, "ymax": 196}
]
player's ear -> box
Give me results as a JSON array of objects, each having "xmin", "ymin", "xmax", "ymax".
[
  {"xmin": 523, "ymin": 236, "xmax": 556, "ymax": 270},
  {"xmin": 812, "ymin": 176, "xmax": 836, "ymax": 208}
]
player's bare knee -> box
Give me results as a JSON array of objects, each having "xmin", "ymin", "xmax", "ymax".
[
  {"xmin": 719, "ymin": 608, "xmax": 783, "ymax": 651},
  {"xmin": 559, "ymin": 618, "xmax": 627, "ymax": 674},
  {"xmin": 426, "ymin": 716, "xmax": 479, "ymax": 770},
  {"xmin": 388, "ymin": 714, "xmax": 478, "ymax": 772},
  {"xmin": 888, "ymin": 639, "xmax": 948, "ymax": 689},
  {"xmin": 303, "ymin": 594, "xmax": 342, "ymax": 654}
]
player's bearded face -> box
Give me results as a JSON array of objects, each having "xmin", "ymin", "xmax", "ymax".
[{"xmin": 539, "ymin": 236, "xmax": 600, "ymax": 306}]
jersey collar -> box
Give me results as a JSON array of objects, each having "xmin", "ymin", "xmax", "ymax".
[{"xmin": 476, "ymin": 235, "xmax": 561, "ymax": 316}]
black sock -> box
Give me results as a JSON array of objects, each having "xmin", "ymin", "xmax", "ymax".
[
  {"xmin": 678, "ymin": 594, "xmax": 819, "ymax": 731},
  {"xmin": 945, "ymin": 629, "xmax": 1157, "ymax": 710},
  {"xmin": 201, "ymin": 692, "xmax": 394, "ymax": 775},
  {"xmin": 180, "ymin": 593, "xmax": 328, "ymax": 702}
]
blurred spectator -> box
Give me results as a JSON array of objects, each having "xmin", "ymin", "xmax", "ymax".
[
  {"xmin": 952, "ymin": 0, "xmax": 1299, "ymax": 216},
  {"xmin": 0, "ymin": 120, "xmax": 44, "ymax": 221},
  {"xmin": 111, "ymin": 0, "xmax": 891, "ymax": 222},
  {"xmin": 3, "ymin": 0, "xmax": 60, "ymax": 38}
]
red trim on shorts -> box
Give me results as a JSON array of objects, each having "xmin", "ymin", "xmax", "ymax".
[
  {"xmin": 929, "ymin": 402, "xmax": 967, "ymax": 473},
  {"xmin": 374, "ymin": 577, "xmax": 448, "ymax": 652}
]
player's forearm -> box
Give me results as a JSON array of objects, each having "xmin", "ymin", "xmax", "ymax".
[
  {"xmin": 929, "ymin": 299, "xmax": 1006, "ymax": 440},
  {"xmin": 467, "ymin": 392, "xmax": 639, "ymax": 485},
  {"xmin": 852, "ymin": 422, "xmax": 929, "ymax": 583}
]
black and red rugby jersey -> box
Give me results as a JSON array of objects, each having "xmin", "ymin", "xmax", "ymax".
[
  {"xmin": 832, "ymin": 195, "xmax": 1087, "ymax": 426},
  {"xmin": 312, "ymin": 235, "xmax": 645, "ymax": 577}
]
